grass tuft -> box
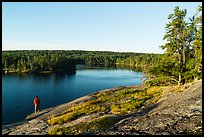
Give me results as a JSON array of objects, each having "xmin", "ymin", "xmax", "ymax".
[
  {"xmin": 47, "ymin": 86, "xmax": 163, "ymax": 127},
  {"xmin": 48, "ymin": 115, "xmax": 121, "ymax": 135}
]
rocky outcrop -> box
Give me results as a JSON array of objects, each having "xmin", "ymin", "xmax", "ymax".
[
  {"xmin": 96, "ymin": 80, "xmax": 202, "ymax": 135},
  {"xmin": 2, "ymin": 80, "xmax": 202, "ymax": 135}
]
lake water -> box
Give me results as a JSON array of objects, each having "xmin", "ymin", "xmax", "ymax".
[{"xmin": 2, "ymin": 65, "xmax": 144, "ymax": 125}]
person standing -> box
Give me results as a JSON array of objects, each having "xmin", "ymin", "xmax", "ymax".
[{"xmin": 34, "ymin": 96, "xmax": 40, "ymax": 113}]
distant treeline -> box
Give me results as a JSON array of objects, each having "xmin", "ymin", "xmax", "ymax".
[{"xmin": 2, "ymin": 50, "xmax": 162, "ymax": 74}]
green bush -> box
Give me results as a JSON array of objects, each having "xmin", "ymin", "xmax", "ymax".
[
  {"xmin": 144, "ymin": 77, "xmax": 177, "ymax": 87},
  {"xmin": 130, "ymin": 97, "xmax": 137, "ymax": 103},
  {"xmin": 110, "ymin": 100, "xmax": 144, "ymax": 115},
  {"xmin": 48, "ymin": 126, "xmax": 61, "ymax": 135}
]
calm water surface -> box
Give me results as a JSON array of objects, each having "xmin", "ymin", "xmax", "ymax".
[{"xmin": 2, "ymin": 65, "xmax": 144, "ymax": 125}]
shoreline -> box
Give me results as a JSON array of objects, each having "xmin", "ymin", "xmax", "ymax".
[
  {"xmin": 2, "ymin": 66, "xmax": 146, "ymax": 127},
  {"xmin": 2, "ymin": 85, "xmax": 137, "ymax": 127}
]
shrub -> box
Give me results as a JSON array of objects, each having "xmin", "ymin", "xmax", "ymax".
[
  {"xmin": 146, "ymin": 86, "xmax": 162, "ymax": 96},
  {"xmin": 110, "ymin": 100, "xmax": 144, "ymax": 115},
  {"xmin": 110, "ymin": 104, "xmax": 121, "ymax": 114},
  {"xmin": 144, "ymin": 77, "xmax": 177, "ymax": 87},
  {"xmin": 48, "ymin": 126, "xmax": 61, "ymax": 135},
  {"xmin": 130, "ymin": 97, "xmax": 137, "ymax": 103},
  {"xmin": 48, "ymin": 112, "xmax": 79, "ymax": 125}
]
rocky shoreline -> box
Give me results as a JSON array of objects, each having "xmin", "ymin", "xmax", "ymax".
[
  {"xmin": 2, "ymin": 80, "xmax": 202, "ymax": 135},
  {"xmin": 96, "ymin": 80, "xmax": 202, "ymax": 135}
]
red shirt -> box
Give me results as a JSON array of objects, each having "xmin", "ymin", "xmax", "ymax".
[{"xmin": 34, "ymin": 98, "xmax": 40, "ymax": 106}]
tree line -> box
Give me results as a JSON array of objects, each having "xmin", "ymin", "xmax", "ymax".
[
  {"xmin": 2, "ymin": 50, "xmax": 161, "ymax": 74},
  {"xmin": 2, "ymin": 50, "xmax": 76, "ymax": 74}
]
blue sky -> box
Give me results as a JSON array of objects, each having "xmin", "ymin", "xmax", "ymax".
[{"xmin": 2, "ymin": 2, "xmax": 201, "ymax": 53}]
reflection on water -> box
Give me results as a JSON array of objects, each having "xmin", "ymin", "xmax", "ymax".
[
  {"xmin": 2, "ymin": 65, "xmax": 144, "ymax": 125},
  {"xmin": 2, "ymin": 71, "xmax": 76, "ymax": 81},
  {"xmin": 76, "ymin": 64, "xmax": 142, "ymax": 72}
]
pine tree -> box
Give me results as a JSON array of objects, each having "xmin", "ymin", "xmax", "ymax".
[{"xmin": 161, "ymin": 6, "xmax": 188, "ymax": 85}]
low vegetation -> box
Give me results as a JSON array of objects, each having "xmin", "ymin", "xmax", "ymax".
[
  {"xmin": 48, "ymin": 115, "xmax": 121, "ymax": 135},
  {"xmin": 47, "ymin": 86, "xmax": 163, "ymax": 135}
]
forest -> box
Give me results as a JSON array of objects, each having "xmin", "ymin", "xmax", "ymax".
[
  {"xmin": 2, "ymin": 50, "xmax": 161, "ymax": 74},
  {"xmin": 2, "ymin": 5, "xmax": 202, "ymax": 86}
]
